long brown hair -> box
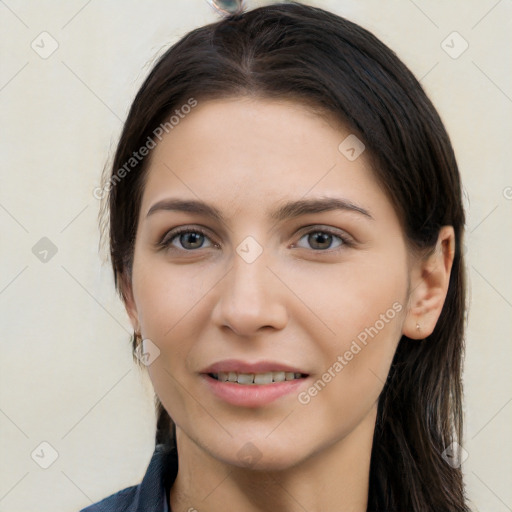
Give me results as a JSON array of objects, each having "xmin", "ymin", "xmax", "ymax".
[{"xmin": 101, "ymin": 3, "xmax": 470, "ymax": 510}]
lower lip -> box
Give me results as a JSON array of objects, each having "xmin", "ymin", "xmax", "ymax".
[{"xmin": 201, "ymin": 374, "xmax": 308, "ymax": 407}]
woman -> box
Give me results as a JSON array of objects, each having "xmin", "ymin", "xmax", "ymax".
[{"xmin": 83, "ymin": 2, "xmax": 470, "ymax": 511}]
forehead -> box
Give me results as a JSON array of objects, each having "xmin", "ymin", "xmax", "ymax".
[{"xmin": 139, "ymin": 97, "xmax": 389, "ymax": 223}]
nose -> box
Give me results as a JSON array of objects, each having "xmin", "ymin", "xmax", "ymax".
[{"xmin": 211, "ymin": 244, "xmax": 288, "ymax": 337}]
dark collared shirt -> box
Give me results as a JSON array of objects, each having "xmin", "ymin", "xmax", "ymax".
[{"xmin": 79, "ymin": 444, "xmax": 178, "ymax": 512}]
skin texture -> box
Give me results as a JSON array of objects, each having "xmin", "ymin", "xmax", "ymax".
[{"xmin": 122, "ymin": 98, "xmax": 455, "ymax": 512}]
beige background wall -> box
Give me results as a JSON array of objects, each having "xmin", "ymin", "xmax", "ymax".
[{"xmin": 1, "ymin": 1, "xmax": 510, "ymax": 511}]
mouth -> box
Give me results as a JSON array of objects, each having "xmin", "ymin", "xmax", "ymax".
[
  {"xmin": 208, "ymin": 371, "xmax": 308, "ymax": 385},
  {"xmin": 200, "ymin": 360, "xmax": 310, "ymax": 407}
]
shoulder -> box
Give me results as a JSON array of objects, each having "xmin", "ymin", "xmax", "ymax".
[{"xmin": 79, "ymin": 485, "xmax": 139, "ymax": 512}]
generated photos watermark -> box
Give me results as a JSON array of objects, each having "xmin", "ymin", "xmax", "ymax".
[
  {"xmin": 93, "ymin": 97, "xmax": 198, "ymax": 200},
  {"xmin": 298, "ymin": 301, "xmax": 403, "ymax": 405}
]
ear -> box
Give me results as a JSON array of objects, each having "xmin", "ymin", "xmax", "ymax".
[
  {"xmin": 403, "ymin": 226, "xmax": 456, "ymax": 339},
  {"xmin": 119, "ymin": 270, "xmax": 140, "ymax": 334}
]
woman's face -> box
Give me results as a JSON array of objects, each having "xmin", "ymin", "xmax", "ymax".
[{"xmin": 126, "ymin": 97, "xmax": 414, "ymax": 470}]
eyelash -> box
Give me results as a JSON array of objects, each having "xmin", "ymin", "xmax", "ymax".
[{"xmin": 157, "ymin": 225, "xmax": 353, "ymax": 254}]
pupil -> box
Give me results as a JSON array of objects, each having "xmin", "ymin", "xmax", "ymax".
[
  {"xmin": 182, "ymin": 232, "xmax": 203, "ymax": 249},
  {"xmin": 310, "ymin": 232, "xmax": 331, "ymax": 250}
]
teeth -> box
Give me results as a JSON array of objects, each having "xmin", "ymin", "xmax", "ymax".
[
  {"xmin": 237, "ymin": 373, "xmax": 255, "ymax": 385},
  {"xmin": 211, "ymin": 371, "xmax": 304, "ymax": 384},
  {"xmin": 254, "ymin": 373, "xmax": 273, "ymax": 385},
  {"xmin": 273, "ymin": 371, "xmax": 286, "ymax": 382}
]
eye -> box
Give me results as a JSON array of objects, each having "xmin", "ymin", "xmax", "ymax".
[
  {"xmin": 293, "ymin": 227, "xmax": 350, "ymax": 252},
  {"xmin": 159, "ymin": 226, "xmax": 216, "ymax": 251},
  {"xmin": 158, "ymin": 225, "xmax": 352, "ymax": 253}
]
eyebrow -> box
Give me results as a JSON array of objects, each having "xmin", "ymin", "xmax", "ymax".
[{"xmin": 145, "ymin": 196, "xmax": 374, "ymax": 223}]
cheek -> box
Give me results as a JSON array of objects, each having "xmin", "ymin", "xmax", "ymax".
[
  {"xmin": 284, "ymin": 248, "xmax": 407, "ymax": 342},
  {"xmin": 297, "ymin": 301, "xmax": 404, "ymax": 440},
  {"xmin": 293, "ymin": 257, "xmax": 406, "ymax": 417},
  {"xmin": 131, "ymin": 258, "xmax": 217, "ymax": 408},
  {"xmin": 133, "ymin": 262, "xmax": 208, "ymax": 432},
  {"xmin": 333, "ymin": 267, "xmax": 406, "ymax": 382},
  {"xmin": 132, "ymin": 253, "xmax": 213, "ymax": 342}
]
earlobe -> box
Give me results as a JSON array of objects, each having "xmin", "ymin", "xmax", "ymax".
[
  {"xmin": 403, "ymin": 226, "xmax": 456, "ymax": 339},
  {"xmin": 119, "ymin": 271, "xmax": 140, "ymax": 333}
]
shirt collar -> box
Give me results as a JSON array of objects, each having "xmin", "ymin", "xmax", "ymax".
[{"xmin": 136, "ymin": 443, "xmax": 178, "ymax": 512}]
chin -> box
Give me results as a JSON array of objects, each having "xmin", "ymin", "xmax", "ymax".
[{"xmin": 214, "ymin": 443, "xmax": 308, "ymax": 472}]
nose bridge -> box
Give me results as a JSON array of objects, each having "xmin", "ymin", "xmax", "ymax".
[
  {"xmin": 213, "ymin": 235, "xmax": 287, "ymax": 334},
  {"xmin": 232, "ymin": 237, "xmax": 268, "ymax": 304}
]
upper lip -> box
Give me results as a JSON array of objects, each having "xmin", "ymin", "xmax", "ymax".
[{"xmin": 201, "ymin": 359, "xmax": 308, "ymax": 375}]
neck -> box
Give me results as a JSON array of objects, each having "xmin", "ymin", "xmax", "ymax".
[{"xmin": 169, "ymin": 405, "xmax": 377, "ymax": 512}]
